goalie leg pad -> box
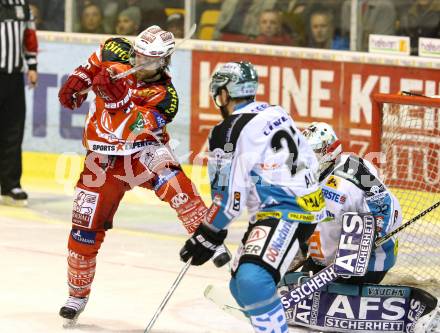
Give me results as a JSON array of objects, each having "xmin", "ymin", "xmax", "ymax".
[{"xmin": 279, "ymin": 278, "xmax": 438, "ymax": 333}]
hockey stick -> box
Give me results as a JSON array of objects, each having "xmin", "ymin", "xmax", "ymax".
[
  {"xmin": 204, "ymin": 285, "xmax": 249, "ymax": 323},
  {"xmin": 144, "ymin": 259, "xmax": 192, "ymax": 333},
  {"xmin": 375, "ymin": 200, "xmax": 440, "ymax": 247}
]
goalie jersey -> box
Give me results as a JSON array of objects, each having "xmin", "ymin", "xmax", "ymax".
[
  {"xmin": 206, "ymin": 101, "xmax": 327, "ymax": 230},
  {"xmin": 309, "ymin": 154, "xmax": 402, "ymax": 272}
]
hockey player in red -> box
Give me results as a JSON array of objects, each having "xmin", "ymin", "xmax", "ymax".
[{"xmin": 57, "ymin": 26, "xmax": 229, "ymax": 325}]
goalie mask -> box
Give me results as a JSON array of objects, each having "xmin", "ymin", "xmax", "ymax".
[
  {"xmin": 303, "ymin": 122, "xmax": 342, "ymax": 173},
  {"xmin": 209, "ymin": 61, "xmax": 258, "ymax": 108},
  {"xmin": 132, "ymin": 25, "xmax": 175, "ymax": 71}
]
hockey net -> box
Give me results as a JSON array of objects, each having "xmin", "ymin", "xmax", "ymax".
[{"xmin": 371, "ymin": 92, "xmax": 440, "ymax": 293}]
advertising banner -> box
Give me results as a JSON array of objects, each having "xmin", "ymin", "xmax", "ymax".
[{"xmin": 190, "ymin": 50, "xmax": 440, "ymax": 189}]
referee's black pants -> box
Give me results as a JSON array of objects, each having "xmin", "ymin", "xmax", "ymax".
[{"xmin": 0, "ymin": 72, "xmax": 26, "ymax": 194}]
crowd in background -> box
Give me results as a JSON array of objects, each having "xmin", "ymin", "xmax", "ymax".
[{"xmin": 30, "ymin": 0, "xmax": 440, "ymax": 54}]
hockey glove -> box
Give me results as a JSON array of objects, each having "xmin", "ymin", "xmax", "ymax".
[
  {"xmin": 58, "ymin": 67, "xmax": 92, "ymax": 109},
  {"xmin": 180, "ymin": 223, "xmax": 227, "ymax": 266},
  {"xmin": 92, "ymin": 68, "xmax": 132, "ymax": 112}
]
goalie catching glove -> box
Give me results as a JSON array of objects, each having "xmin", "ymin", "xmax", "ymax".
[
  {"xmin": 92, "ymin": 67, "xmax": 132, "ymax": 112},
  {"xmin": 180, "ymin": 223, "xmax": 227, "ymax": 266}
]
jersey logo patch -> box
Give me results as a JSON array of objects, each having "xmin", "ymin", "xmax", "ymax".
[
  {"xmin": 297, "ymin": 189, "xmax": 326, "ymax": 212},
  {"xmin": 72, "ymin": 189, "xmax": 99, "ymax": 228},
  {"xmin": 102, "ymin": 38, "xmax": 132, "ymax": 63},
  {"xmin": 243, "ymin": 226, "xmax": 270, "ymax": 256},
  {"xmin": 256, "ymin": 211, "xmax": 282, "ymax": 220},
  {"xmin": 322, "ymin": 188, "xmax": 346, "ymax": 204},
  {"xmin": 326, "ymin": 175, "xmax": 339, "ymax": 189}
]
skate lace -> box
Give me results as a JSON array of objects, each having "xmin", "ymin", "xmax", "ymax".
[{"xmin": 64, "ymin": 296, "xmax": 88, "ymax": 311}]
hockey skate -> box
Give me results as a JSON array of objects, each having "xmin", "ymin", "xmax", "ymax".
[
  {"xmin": 59, "ymin": 296, "xmax": 88, "ymax": 328},
  {"xmin": 1, "ymin": 188, "xmax": 28, "ymax": 207},
  {"xmin": 212, "ymin": 244, "xmax": 232, "ymax": 268}
]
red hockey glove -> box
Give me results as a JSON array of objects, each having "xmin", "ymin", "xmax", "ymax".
[
  {"xmin": 92, "ymin": 68, "xmax": 132, "ymax": 112},
  {"xmin": 58, "ymin": 68, "xmax": 92, "ymax": 110}
]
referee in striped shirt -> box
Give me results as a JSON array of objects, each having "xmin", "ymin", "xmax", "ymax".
[{"xmin": 0, "ymin": 0, "xmax": 38, "ymax": 206}]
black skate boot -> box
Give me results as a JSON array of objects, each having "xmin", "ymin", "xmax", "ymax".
[
  {"xmin": 1, "ymin": 187, "xmax": 28, "ymax": 207},
  {"xmin": 59, "ymin": 296, "xmax": 88, "ymax": 328}
]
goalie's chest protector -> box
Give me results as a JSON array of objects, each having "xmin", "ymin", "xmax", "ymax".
[{"xmin": 310, "ymin": 155, "xmax": 369, "ymax": 265}]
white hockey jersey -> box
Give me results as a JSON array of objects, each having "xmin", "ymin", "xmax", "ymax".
[
  {"xmin": 206, "ymin": 101, "xmax": 327, "ymax": 230},
  {"xmin": 308, "ymin": 154, "xmax": 402, "ymax": 272}
]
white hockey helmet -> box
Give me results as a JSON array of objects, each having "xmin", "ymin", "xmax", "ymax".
[
  {"xmin": 303, "ymin": 122, "xmax": 342, "ymax": 172},
  {"xmin": 132, "ymin": 25, "xmax": 175, "ymax": 70}
]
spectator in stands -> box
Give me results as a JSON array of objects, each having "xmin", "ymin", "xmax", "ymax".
[
  {"xmin": 308, "ymin": 8, "xmax": 349, "ymax": 50},
  {"xmin": 341, "ymin": 0, "xmax": 396, "ymax": 51},
  {"xmin": 127, "ymin": 0, "xmax": 167, "ymax": 29},
  {"xmin": 281, "ymin": 0, "xmax": 344, "ymax": 47},
  {"xmin": 399, "ymin": 0, "xmax": 440, "ymax": 55},
  {"xmin": 250, "ymin": 9, "xmax": 294, "ymax": 46},
  {"xmin": 80, "ymin": 3, "xmax": 105, "ymax": 34},
  {"xmin": 29, "ymin": 0, "xmax": 64, "ymax": 31},
  {"xmin": 29, "ymin": 3, "xmax": 43, "ymax": 30},
  {"xmin": 115, "ymin": 6, "xmax": 141, "ymax": 36},
  {"xmin": 213, "ymin": 0, "xmax": 278, "ymax": 42},
  {"xmin": 166, "ymin": 13, "xmax": 184, "ymax": 39}
]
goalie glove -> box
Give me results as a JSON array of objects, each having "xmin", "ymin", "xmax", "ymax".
[
  {"xmin": 180, "ymin": 223, "xmax": 227, "ymax": 266},
  {"xmin": 58, "ymin": 67, "xmax": 92, "ymax": 109},
  {"xmin": 92, "ymin": 67, "xmax": 132, "ymax": 112}
]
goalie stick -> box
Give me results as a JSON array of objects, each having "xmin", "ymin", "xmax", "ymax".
[
  {"xmin": 375, "ymin": 200, "xmax": 440, "ymax": 247},
  {"xmin": 205, "ymin": 200, "xmax": 440, "ymax": 318}
]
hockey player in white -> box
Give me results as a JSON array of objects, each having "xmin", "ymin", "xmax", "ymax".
[
  {"xmin": 301, "ymin": 122, "xmax": 402, "ymax": 283},
  {"xmin": 275, "ymin": 123, "xmax": 440, "ymax": 332},
  {"xmin": 179, "ymin": 61, "xmax": 327, "ymax": 333}
]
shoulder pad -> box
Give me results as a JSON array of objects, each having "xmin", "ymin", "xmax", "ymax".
[
  {"xmin": 333, "ymin": 155, "xmax": 385, "ymax": 195},
  {"xmin": 101, "ymin": 37, "xmax": 132, "ymax": 64},
  {"xmin": 209, "ymin": 113, "xmax": 257, "ymax": 153},
  {"xmin": 156, "ymin": 83, "xmax": 178, "ymax": 120}
]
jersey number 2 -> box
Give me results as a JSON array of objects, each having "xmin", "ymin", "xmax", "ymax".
[{"xmin": 271, "ymin": 126, "xmax": 298, "ymax": 176}]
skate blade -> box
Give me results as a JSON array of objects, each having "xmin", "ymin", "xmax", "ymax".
[
  {"xmin": 1, "ymin": 196, "xmax": 28, "ymax": 207},
  {"xmin": 62, "ymin": 317, "xmax": 79, "ymax": 329}
]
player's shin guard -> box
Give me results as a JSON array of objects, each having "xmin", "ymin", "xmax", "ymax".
[
  {"xmin": 66, "ymin": 229, "xmax": 105, "ymax": 297},
  {"xmin": 67, "ymin": 251, "xmax": 96, "ymax": 297},
  {"xmin": 230, "ymin": 263, "xmax": 288, "ymax": 333},
  {"xmin": 154, "ymin": 169, "xmax": 207, "ymax": 234}
]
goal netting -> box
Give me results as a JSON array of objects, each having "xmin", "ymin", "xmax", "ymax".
[{"xmin": 371, "ymin": 92, "xmax": 440, "ymax": 292}]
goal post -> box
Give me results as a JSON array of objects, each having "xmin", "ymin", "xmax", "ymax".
[{"xmin": 371, "ymin": 92, "xmax": 440, "ymax": 287}]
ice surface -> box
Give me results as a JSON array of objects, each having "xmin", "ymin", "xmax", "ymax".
[{"xmin": 0, "ymin": 189, "xmax": 315, "ymax": 333}]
